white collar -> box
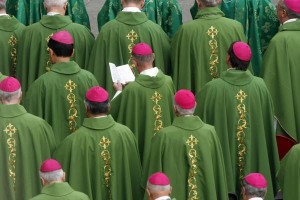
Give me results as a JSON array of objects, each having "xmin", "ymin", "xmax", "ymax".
[
  {"xmin": 0, "ymin": 13, "xmax": 9, "ymax": 16},
  {"xmin": 47, "ymin": 12, "xmax": 61, "ymax": 16},
  {"xmin": 283, "ymin": 18, "xmax": 297, "ymax": 25},
  {"xmin": 140, "ymin": 67, "xmax": 159, "ymax": 77},
  {"xmin": 249, "ymin": 197, "xmax": 263, "ymax": 200},
  {"xmin": 155, "ymin": 196, "xmax": 171, "ymax": 200},
  {"xmin": 93, "ymin": 115, "xmax": 108, "ymax": 118},
  {"xmin": 122, "ymin": 7, "xmax": 141, "ymax": 12}
]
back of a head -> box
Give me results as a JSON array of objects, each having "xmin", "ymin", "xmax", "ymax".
[
  {"xmin": 132, "ymin": 42, "xmax": 154, "ymax": 69},
  {"xmin": 85, "ymin": 86, "xmax": 110, "ymax": 115},
  {"xmin": 39, "ymin": 159, "xmax": 64, "ymax": 185},
  {"xmin": 147, "ymin": 172, "xmax": 172, "ymax": 199},
  {"xmin": 228, "ymin": 41, "xmax": 252, "ymax": 71},
  {"xmin": 281, "ymin": 0, "xmax": 300, "ymax": 19},
  {"xmin": 43, "ymin": 0, "xmax": 67, "ymax": 8},
  {"xmin": 199, "ymin": 0, "xmax": 220, "ymax": 7},
  {"xmin": 174, "ymin": 89, "xmax": 196, "ymax": 116},
  {"xmin": 123, "ymin": 0, "xmax": 143, "ymax": 5},
  {"xmin": 0, "ymin": 0, "xmax": 6, "ymax": 11},
  {"xmin": 243, "ymin": 173, "xmax": 267, "ymax": 199},
  {"xmin": 48, "ymin": 30, "xmax": 74, "ymax": 57},
  {"xmin": 0, "ymin": 77, "xmax": 22, "ymax": 104}
]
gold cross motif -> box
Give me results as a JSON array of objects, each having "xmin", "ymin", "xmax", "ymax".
[
  {"xmin": 99, "ymin": 136, "xmax": 111, "ymax": 149},
  {"xmin": 207, "ymin": 26, "xmax": 219, "ymax": 39},
  {"xmin": 126, "ymin": 30, "xmax": 139, "ymax": 43},
  {"xmin": 4, "ymin": 123, "xmax": 17, "ymax": 137},
  {"xmin": 151, "ymin": 91, "xmax": 162, "ymax": 104},
  {"xmin": 64, "ymin": 80, "xmax": 77, "ymax": 93},
  {"xmin": 235, "ymin": 90, "xmax": 248, "ymax": 103},
  {"xmin": 186, "ymin": 135, "xmax": 198, "ymax": 149},
  {"xmin": 8, "ymin": 35, "xmax": 17, "ymax": 46}
]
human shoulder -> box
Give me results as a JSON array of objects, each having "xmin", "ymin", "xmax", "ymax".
[{"xmin": 69, "ymin": 190, "xmax": 90, "ymax": 199}]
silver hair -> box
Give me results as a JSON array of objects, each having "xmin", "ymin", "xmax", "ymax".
[
  {"xmin": 174, "ymin": 103, "xmax": 196, "ymax": 115},
  {"xmin": 200, "ymin": 0, "xmax": 220, "ymax": 7},
  {"xmin": 243, "ymin": 180, "xmax": 267, "ymax": 198},
  {"xmin": 43, "ymin": 0, "xmax": 67, "ymax": 8},
  {"xmin": 0, "ymin": 88, "xmax": 21, "ymax": 103},
  {"xmin": 281, "ymin": 0, "xmax": 300, "ymax": 18},
  {"xmin": 39, "ymin": 169, "xmax": 64, "ymax": 183},
  {"xmin": 147, "ymin": 181, "xmax": 171, "ymax": 192},
  {"xmin": 0, "ymin": 1, "xmax": 6, "ymax": 10}
]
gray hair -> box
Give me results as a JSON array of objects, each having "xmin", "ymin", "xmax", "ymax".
[
  {"xmin": 174, "ymin": 103, "xmax": 196, "ymax": 116},
  {"xmin": 0, "ymin": 88, "xmax": 21, "ymax": 103},
  {"xmin": 147, "ymin": 181, "xmax": 171, "ymax": 193},
  {"xmin": 243, "ymin": 180, "xmax": 267, "ymax": 198},
  {"xmin": 200, "ymin": 0, "xmax": 220, "ymax": 7},
  {"xmin": 281, "ymin": 0, "xmax": 300, "ymax": 18},
  {"xmin": 39, "ymin": 169, "xmax": 64, "ymax": 183},
  {"xmin": 43, "ymin": 0, "xmax": 67, "ymax": 8},
  {"xmin": 0, "ymin": 1, "xmax": 6, "ymax": 10}
]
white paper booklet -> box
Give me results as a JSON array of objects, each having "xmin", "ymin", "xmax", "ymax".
[{"xmin": 109, "ymin": 63, "xmax": 135, "ymax": 84}]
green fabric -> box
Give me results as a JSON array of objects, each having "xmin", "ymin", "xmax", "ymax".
[
  {"xmin": 5, "ymin": 0, "xmax": 90, "ymax": 28},
  {"xmin": 53, "ymin": 116, "xmax": 142, "ymax": 200},
  {"xmin": 30, "ymin": 182, "xmax": 89, "ymax": 200},
  {"xmin": 195, "ymin": 70, "xmax": 279, "ymax": 199},
  {"xmin": 171, "ymin": 7, "xmax": 246, "ymax": 93},
  {"xmin": 88, "ymin": 12, "xmax": 171, "ymax": 97},
  {"xmin": 0, "ymin": 104, "xmax": 56, "ymax": 200},
  {"xmin": 0, "ymin": 15, "xmax": 25, "ymax": 77},
  {"xmin": 261, "ymin": 20, "xmax": 300, "ymax": 142},
  {"xmin": 143, "ymin": 116, "xmax": 228, "ymax": 200},
  {"xmin": 23, "ymin": 61, "xmax": 98, "ymax": 145},
  {"xmin": 16, "ymin": 14, "xmax": 94, "ymax": 92},
  {"xmin": 110, "ymin": 71, "xmax": 175, "ymax": 169},
  {"xmin": 277, "ymin": 144, "xmax": 300, "ymax": 200},
  {"xmin": 97, "ymin": 0, "xmax": 182, "ymax": 37},
  {"xmin": 190, "ymin": 0, "xmax": 279, "ymax": 76},
  {"xmin": 0, "ymin": 73, "xmax": 7, "ymax": 81}
]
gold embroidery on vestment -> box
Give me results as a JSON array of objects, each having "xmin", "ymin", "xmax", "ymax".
[
  {"xmin": 8, "ymin": 35, "xmax": 17, "ymax": 76},
  {"xmin": 45, "ymin": 34, "xmax": 53, "ymax": 72},
  {"xmin": 207, "ymin": 26, "xmax": 219, "ymax": 79},
  {"xmin": 65, "ymin": 80, "xmax": 78, "ymax": 132},
  {"xmin": 126, "ymin": 30, "xmax": 139, "ymax": 72},
  {"xmin": 99, "ymin": 136, "xmax": 112, "ymax": 199},
  {"xmin": 151, "ymin": 91, "xmax": 163, "ymax": 134}
]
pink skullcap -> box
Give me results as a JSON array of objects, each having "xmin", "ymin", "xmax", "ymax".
[
  {"xmin": 232, "ymin": 42, "xmax": 252, "ymax": 62},
  {"xmin": 174, "ymin": 89, "xmax": 196, "ymax": 109},
  {"xmin": 40, "ymin": 159, "xmax": 62, "ymax": 172},
  {"xmin": 0, "ymin": 77, "xmax": 21, "ymax": 92},
  {"xmin": 148, "ymin": 172, "xmax": 170, "ymax": 186},
  {"xmin": 51, "ymin": 30, "xmax": 73, "ymax": 45},
  {"xmin": 85, "ymin": 86, "xmax": 109, "ymax": 102},
  {"xmin": 284, "ymin": 0, "xmax": 300, "ymax": 14},
  {"xmin": 132, "ymin": 42, "xmax": 153, "ymax": 55},
  {"xmin": 244, "ymin": 173, "xmax": 267, "ymax": 189}
]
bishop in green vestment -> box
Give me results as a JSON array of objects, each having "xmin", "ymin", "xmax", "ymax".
[
  {"xmin": 190, "ymin": 0, "xmax": 279, "ymax": 75},
  {"xmin": 88, "ymin": 0, "xmax": 171, "ymax": 97},
  {"xmin": 171, "ymin": 0, "xmax": 246, "ymax": 93},
  {"xmin": 97, "ymin": 0, "xmax": 182, "ymax": 37},
  {"xmin": 5, "ymin": 0, "xmax": 90, "ymax": 28},
  {"xmin": 0, "ymin": 3, "xmax": 25, "ymax": 77},
  {"xmin": 23, "ymin": 31, "xmax": 98, "ymax": 145},
  {"xmin": 195, "ymin": 42, "xmax": 279, "ymax": 199},
  {"xmin": 110, "ymin": 43, "xmax": 175, "ymax": 170},
  {"xmin": 261, "ymin": 0, "xmax": 300, "ymax": 142},
  {"xmin": 16, "ymin": 1, "xmax": 94, "ymax": 92},
  {"xmin": 0, "ymin": 77, "xmax": 56, "ymax": 200},
  {"xmin": 54, "ymin": 86, "xmax": 142, "ymax": 200},
  {"xmin": 144, "ymin": 90, "xmax": 228, "ymax": 200}
]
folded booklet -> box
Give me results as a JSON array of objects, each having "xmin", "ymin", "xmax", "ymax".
[{"xmin": 109, "ymin": 63, "xmax": 135, "ymax": 84}]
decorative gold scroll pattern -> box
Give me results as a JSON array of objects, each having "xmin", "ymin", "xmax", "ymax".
[
  {"xmin": 151, "ymin": 91, "xmax": 163, "ymax": 134},
  {"xmin": 207, "ymin": 26, "xmax": 219, "ymax": 79},
  {"xmin": 8, "ymin": 35, "xmax": 17, "ymax": 77},
  {"xmin": 235, "ymin": 89, "xmax": 248, "ymax": 184},
  {"xmin": 99, "ymin": 136, "xmax": 112, "ymax": 199},
  {"xmin": 45, "ymin": 34, "xmax": 53, "ymax": 72},
  {"xmin": 65, "ymin": 80, "xmax": 78, "ymax": 132},
  {"xmin": 126, "ymin": 30, "xmax": 139, "ymax": 72},
  {"xmin": 4, "ymin": 123, "xmax": 17, "ymax": 189},
  {"xmin": 186, "ymin": 135, "xmax": 199, "ymax": 200}
]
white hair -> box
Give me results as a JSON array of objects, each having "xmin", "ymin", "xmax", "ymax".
[
  {"xmin": 243, "ymin": 180, "xmax": 267, "ymax": 198},
  {"xmin": 39, "ymin": 169, "xmax": 64, "ymax": 183},
  {"xmin": 174, "ymin": 103, "xmax": 196, "ymax": 116},
  {"xmin": 0, "ymin": 88, "xmax": 21, "ymax": 103},
  {"xmin": 147, "ymin": 181, "xmax": 171, "ymax": 192},
  {"xmin": 0, "ymin": 1, "xmax": 6, "ymax": 10},
  {"xmin": 43, "ymin": 0, "xmax": 67, "ymax": 8}
]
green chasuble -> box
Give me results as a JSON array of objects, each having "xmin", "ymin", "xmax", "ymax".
[
  {"xmin": 88, "ymin": 12, "xmax": 171, "ymax": 97},
  {"xmin": 143, "ymin": 116, "xmax": 228, "ymax": 200},
  {"xmin": 97, "ymin": 0, "xmax": 182, "ymax": 37},
  {"xmin": 0, "ymin": 104, "xmax": 56, "ymax": 200},
  {"xmin": 261, "ymin": 20, "xmax": 300, "ymax": 142},
  {"xmin": 195, "ymin": 70, "xmax": 279, "ymax": 199},
  {"xmin": 30, "ymin": 182, "xmax": 90, "ymax": 200},
  {"xmin": 23, "ymin": 61, "xmax": 98, "ymax": 145},
  {"xmin": 0, "ymin": 15, "xmax": 24, "ymax": 77},
  {"xmin": 190, "ymin": 0, "xmax": 279, "ymax": 76},
  {"xmin": 5, "ymin": 0, "xmax": 90, "ymax": 28},
  {"xmin": 54, "ymin": 116, "xmax": 142, "ymax": 200},
  {"xmin": 171, "ymin": 7, "xmax": 246, "ymax": 93},
  {"xmin": 277, "ymin": 144, "xmax": 300, "ymax": 200},
  {"xmin": 16, "ymin": 14, "xmax": 94, "ymax": 92},
  {"xmin": 0, "ymin": 72, "xmax": 7, "ymax": 81},
  {"xmin": 110, "ymin": 70, "xmax": 175, "ymax": 169}
]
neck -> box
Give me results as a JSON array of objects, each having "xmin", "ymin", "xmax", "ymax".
[
  {"xmin": 0, "ymin": 9, "xmax": 6, "ymax": 14},
  {"xmin": 123, "ymin": 3, "xmax": 142, "ymax": 10},
  {"xmin": 53, "ymin": 56, "xmax": 71, "ymax": 63},
  {"xmin": 44, "ymin": 180, "xmax": 63, "ymax": 186},
  {"xmin": 87, "ymin": 113, "xmax": 108, "ymax": 118},
  {"xmin": 138, "ymin": 65, "xmax": 153, "ymax": 73},
  {"xmin": 47, "ymin": 7, "xmax": 66, "ymax": 15}
]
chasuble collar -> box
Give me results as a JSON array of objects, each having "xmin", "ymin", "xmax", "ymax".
[
  {"xmin": 40, "ymin": 15, "xmax": 72, "ymax": 29},
  {"xmin": 220, "ymin": 70, "xmax": 253, "ymax": 86},
  {"xmin": 172, "ymin": 116, "xmax": 204, "ymax": 131},
  {"xmin": 0, "ymin": 16, "xmax": 21, "ymax": 31},
  {"xmin": 116, "ymin": 12, "xmax": 148, "ymax": 25},
  {"xmin": 51, "ymin": 61, "xmax": 81, "ymax": 75},
  {"xmin": 280, "ymin": 19, "xmax": 300, "ymax": 32},
  {"xmin": 195, "ymin": 7, "xmax": 224, "ymax": 20},
  {"xmin": 82, "ymin": 115, "xmax": 115, "ymax": 130},
  {"xmin": 0, "ymin": 104, "xmax": 27, "ymax": 118},
  {"xmin": 41, "ymin": 182, "xmax": 74, "ymax": 196},
  {"xmin": 135, "ymin": 70, "xmax": 166, "ymax": 89}
]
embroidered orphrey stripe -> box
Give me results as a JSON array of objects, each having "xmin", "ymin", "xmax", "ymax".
[
  {"xmin": 126, "ymin": 29, "xmax": 139, "ymax": 73},
  {"xmin": 99, "ymin": 136, "xmax": 112, "ymax": 199},
  {"xmin": 151, "ymin": 91, "xmax": 163, "ymax": 135},
  {"xmin": 235, "ymin": 89, "xmax": 247, "ymax": 184},
  {"xmin": 207, "ymin": 26, "xmax": 219, "ymax": 79},
  {"xmin": 4, "ymin": 123, "xmax": 17, "ymax": 189},
  {"xmin": 8, "ymin": 35, "xmax": 17, "ymax": 77},
  {"xmin": 186, "ymin": 135, "xmax": 199, "ymax": 200},
  {"xmin": 64, "ymin": 80, "xmax": 78, "ymax": 132},
  {"xmin": 45, "ymin": 33, "xmax": 53, "ymax": 72}
]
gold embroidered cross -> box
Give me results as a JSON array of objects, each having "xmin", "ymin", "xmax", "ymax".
[
  {"xmin": 99, "ymin": 136, "xmax": 111, "ymax": 149},
  {"xmin": 4, "ymin": 123, "xmax": 17, "ymax": 137},
  {"xmin": 235, "ymin": 90, "xmax": 248, "ymax": 103},
  {"xmin": 8, "ymin": 35, "xmax": 17, "ymax": 46},
  {"xmin": 186, "ymin": 135, "xmax": 198, "ymax": 149},
  {"xmin": 126, "ymin": 30, "xmax": 139, "ymax": 43},
  {"xmin": 65, "ymin": 80, "xmax": 77, "ymax": 93},
  {"xmin": 151, "ymin": 91, "xmax": 162, "ymax": 104},
  {"xmin": 207, "ymin": 26, "xmax": 219, "ymax": 39}
]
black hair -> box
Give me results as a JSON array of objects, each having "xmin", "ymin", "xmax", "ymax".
[
  {"xmin": 48, "ymin": 38, "xmax": 74, "ymax": 57},
  {"xmin": 84, "ymin": 99, "xmax": 109, "ymax": 115},
  {"xmin": 227, "ymin": 42, "xmax": 250, "ymax": 71}
]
